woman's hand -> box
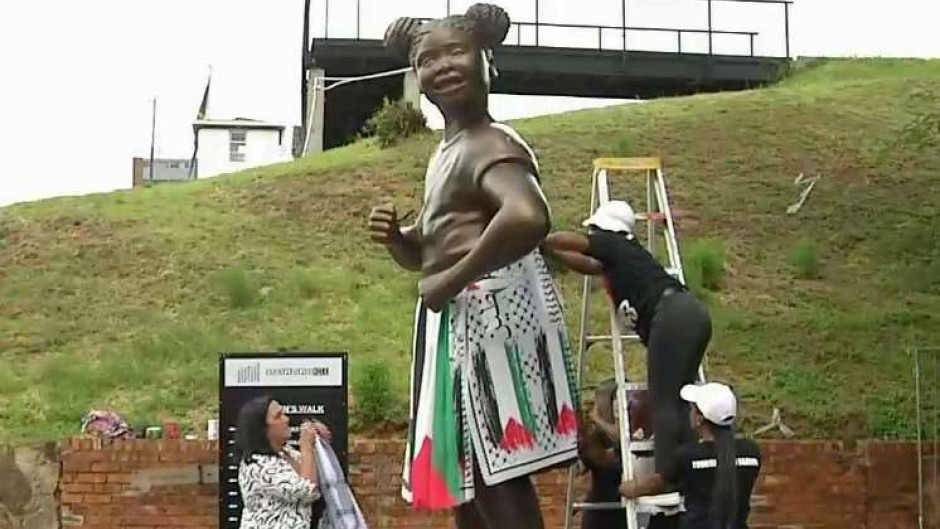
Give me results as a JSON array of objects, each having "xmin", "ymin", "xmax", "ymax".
[
  {"xmin": 619, "ymin": 479, "xmax": 641, "ymax": 498},
  {"xmin": 311, "ymin": 420, "xmax": 332, "ymax": 442},
  {"xmin": 300, "ymin": 419, "xmax": 332, "ymax": 445},
  {"xmin": 299, "ymin": 420, "xmax": 319, "ymax": 446},
  {"xmin": 620, "ymin": 474, "xmax": 667, "ymax": 499}
]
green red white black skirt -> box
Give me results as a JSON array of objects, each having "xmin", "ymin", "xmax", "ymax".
[{"xmin": 401, "ymin": 250, "xmax": 580, "ymax": 510}]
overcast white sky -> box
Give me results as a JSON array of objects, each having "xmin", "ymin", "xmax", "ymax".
[{"xmin": 1, "ymin": 0, "xmax": 938, "ymax": 207}]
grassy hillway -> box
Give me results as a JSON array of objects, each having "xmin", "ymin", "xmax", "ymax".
[{"xmin": 2, "ymin": 58, "xmax": 939, "ymax": 444}]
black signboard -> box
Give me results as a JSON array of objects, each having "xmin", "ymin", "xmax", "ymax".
[{"xmin": 218, "ymin": 352, "xmax": 348, "ymax": 529}]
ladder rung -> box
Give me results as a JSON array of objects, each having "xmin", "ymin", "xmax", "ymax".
[
  {"xmin": 573, "ymin": 495, "xmax": 683, "ymax": 513},
  {"xmin": 594, "ymin": 157, "xmax": 662, "ymax": 171},
  {"xmin": 637, "ymin": 492, "xmax": 683, "ymax": 508},
  {"xmin": 634, "ymin": 212, "xmax": 665, "ymax": 222},
  {"xmin": 573, "ymin": 502, "xmax": 624, "ymax": 511},
  {"xmin": 628, "ymin": 440, "xmax": 655, "ymax": 452},
  {"xmin": 579, "ymin": 381, "xmax": 647, "ymax": 392},
  {"xmin": 586, "ymin": 334, "xmax": 640, "ymax": 345}
]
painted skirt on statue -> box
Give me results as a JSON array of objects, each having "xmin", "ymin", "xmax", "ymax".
[{"xmin": 401, "ymin": 250, "xmax": 580, "ymax": 510}]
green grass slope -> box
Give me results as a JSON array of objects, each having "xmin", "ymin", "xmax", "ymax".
[{"xmin": 2, "ymin": 59, "xmax": 939, "ymax": 443}]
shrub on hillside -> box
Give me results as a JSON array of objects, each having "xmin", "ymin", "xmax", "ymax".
[
  {"xmin": 353, "ymin": 359, "xmax": 401, "ymax": 427},
  {"xmin": 215, "ymin": 267, "xmax": 259, "ymax": 309},
  {"xmin": 615, "ymin": 134, "xmax": 636, "ymax": 156},
  {"xmin": 290, "ymin": 269, "xmax": 319, "ymax": 300},
  {"xmin": 684, "ymin": 238, "xmax": 726, "ymax": 292},
  {"xmin": 362, "ymin": 98, "xmax": 428, "ymax": 148},
  {"xmin": 898, "ymin": 108, "xmax": 940, "ymax": 150},
  {"xmin": 791, "ymin": 239, "xmax": 822, "ymax": 279}
]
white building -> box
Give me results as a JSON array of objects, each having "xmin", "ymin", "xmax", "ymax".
[{"xmin": 193, "ymin": 118, "xmax": 293, "ymax": 179}]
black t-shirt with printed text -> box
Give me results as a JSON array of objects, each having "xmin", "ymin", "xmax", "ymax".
[
  {"xmin": 585, "ymin": 229, "xmax": 684, "ymax": 342},
  {"xmin": 665, "ymin": 438, "xmax": 762, "ymax": 529}
]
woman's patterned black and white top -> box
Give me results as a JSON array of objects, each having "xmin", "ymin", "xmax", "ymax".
[{"xmin": 238, "ymin": 446, "xmax": 322, "ymax": 529}]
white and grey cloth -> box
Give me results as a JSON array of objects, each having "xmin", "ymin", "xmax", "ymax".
[{"xmin": 314, "ymin": 438, "xmax": 369, "ymax": 529}]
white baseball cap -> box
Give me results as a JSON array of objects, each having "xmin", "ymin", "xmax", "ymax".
[
  {"xmin": 680, "ymin": 382, "xmax": 737, "ymax": 427},
  {"xmin": 582, "ymin": 200, "xmax": 636, "ymax": 234}
]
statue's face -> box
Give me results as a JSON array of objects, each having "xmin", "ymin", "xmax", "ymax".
[{"xmin": 413, "ymin": 25, "xmax": 489, "ymax": 114}]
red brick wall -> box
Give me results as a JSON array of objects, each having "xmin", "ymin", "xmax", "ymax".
[
  {"xmin": 59, "ymin": 438, "xmax": 938, "ymax": 529},
  {"xmin": 60, "ymin": 438, "xmax": 217, "ymax": 529}
]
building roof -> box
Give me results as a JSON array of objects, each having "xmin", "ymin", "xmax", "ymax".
[{"xmin": 193, "ymin": 118, "xmax": 285, "ymax": 131}]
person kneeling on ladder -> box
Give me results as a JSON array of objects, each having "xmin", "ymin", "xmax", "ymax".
[
  {"xmin": 580, "ymin": 379, "xmax": 676, "ymax": 529},
  {"xmin": 544, "ymin": 199, "xmax": 712, "ymax": 493},
  {"xmin": 620, "ymin": 382, "xmax": 762, "ymax": 529}
]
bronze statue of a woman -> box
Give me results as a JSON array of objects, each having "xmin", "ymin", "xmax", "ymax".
[{"xmin": 367, "ymin": 4, "xmax": 580, "ymax": 528}]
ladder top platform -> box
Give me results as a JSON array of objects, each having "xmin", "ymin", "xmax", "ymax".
[{"xmin": 593, "ymin": 157, "xmax": 662, "ymax": 171}]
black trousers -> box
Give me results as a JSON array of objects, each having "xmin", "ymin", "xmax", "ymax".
[{"xmin": 646, "ymin": 289, "xmax": 712, "ymax": 476}]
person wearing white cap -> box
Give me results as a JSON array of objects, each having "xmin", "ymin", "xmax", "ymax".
[
  {"xmin": 543, "ymin": 200, "xmax": 712, "ymax": 491},
  {"xmin": 619, "ymin": 382, "xmax": 762, "ymax": 529}
]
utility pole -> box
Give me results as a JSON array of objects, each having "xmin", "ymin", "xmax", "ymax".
[
  {"xmin": 535, "ymin": 0, "xmax": 539, "ymax": 45},
  {"xmin": 622, "ymin": 0, "xmax": 627, "ymax": 51},
  {"xmin": 149, "ymin": 97, "xmax": 156, "ymax": 182},
  {"xmin": 707, "ymin": 0, "xmax": 713, "ymax": 55},
  {"xmin": 301, "ymin": 0, "xmax": 311, "ymax": 143}
]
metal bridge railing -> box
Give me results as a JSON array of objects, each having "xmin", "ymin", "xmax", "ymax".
[
  {"xmin": 311, "ymin": 0, "xmax": 793, "ymax": 59},
  {"xmin": 419, "ymin": 18, "xmax": 760, "ymax": 57}
]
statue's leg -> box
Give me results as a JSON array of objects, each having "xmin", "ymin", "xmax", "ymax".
[
  {"xmin": 467, "ymin": 462, "xmax": 545, "ymax": 529},
  {"xmin": 454, "ymin": 502, "xmax": 487, "ymax": 529}
]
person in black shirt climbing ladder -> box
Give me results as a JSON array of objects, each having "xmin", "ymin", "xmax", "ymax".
[
  {"xmin": 620, "ymin": 382, "xmax": 762, "ymax": 529},
  {"xmin": 543, "ymin": 199, "xmax": 712, "ymax": 492}
]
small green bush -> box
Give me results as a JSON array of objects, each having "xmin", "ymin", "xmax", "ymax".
[
  {"xmin": 290, "ymin": 269, "xmax": 319, "ymax": 300},
  {"xmin": 791, "ymin": 239, "xmax": 822, "ymax": 279},
  {"xmin": 215, "ymin": 267, "xmax": 259, "ymax": 309},
  {"xmin": 615, "ymin": 135, "xmax": 636, "ymax": 156},
  {"xmin": 897, "ymin": 109, "xmax": 940, "ymax": 150},
  {"xmin": 684, "ymin": 239, "xmax": 726, "ymax": 292},
  {"xmin": 353, "ymin": 359, "xmax": 399, "ymax": 426},
  {"xmin": 362, "ymin": 98, "xmax": 428, "ymax": 148}
]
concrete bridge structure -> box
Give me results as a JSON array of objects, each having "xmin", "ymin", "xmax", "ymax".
[{"xmin": 300, "ymin": 0, "xmax": 793, "ymax": 153}]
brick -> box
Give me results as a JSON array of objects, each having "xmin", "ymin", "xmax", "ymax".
[
  {"xmin": 158, "ymin": 451, "xmax": 185, "ymax": 463},
  {"xmin": 92, "ymin": 483, "xmax": 124, "ymax": 494},
  {"xmin": 62, "ymin": 459, "xmax": 93, "ymax": 473},
  {"xmin": 91, "ymin": 462, "xmax": 121, "ymax": 473},
  {"xmin": 76, "ymin": 473, "xmax": 107, "ymax": 484},
  {"xmin": 83, "ymin": 494, "xmax": 112, "ymax": 504},
  {"xmin": 113, "ymin": 451, "xmax": 138, "ymax": 463},
  {"xmin": 107, "ymin": 472, "xmax": 133, "ymax": 484},
  {"xmin": 121, "ymin": 515, "xmax": 164, "ymax": 526},
  {"xmin": 60, "ymin": 493, "xmax": 84, "ymax": 504},
  {"xmin": 60, "ymin": 483, "xmax": 95, "ymax": 494}
]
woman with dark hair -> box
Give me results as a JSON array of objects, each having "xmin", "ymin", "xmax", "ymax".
[
  {"xmin": 619, "ymin": 383, "xmax": 762, "ymax": 529},
  {"xmin": 236, "ymin": 395, "xmax": 331, "ymax": 529},
  {"xmin": 367, "ymin": 4, "xmax": 579, "ymax": 528}
]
